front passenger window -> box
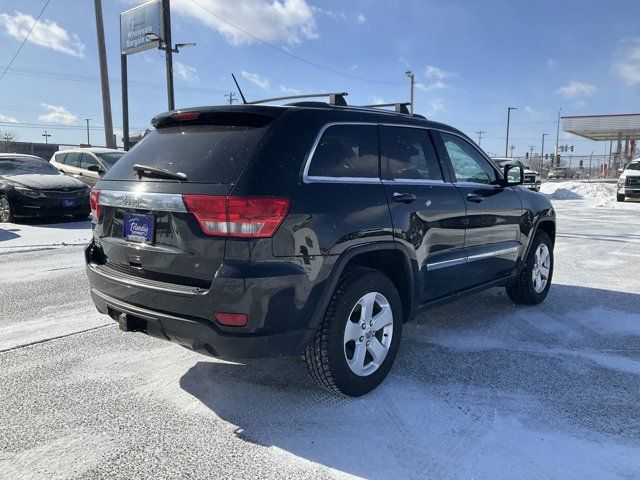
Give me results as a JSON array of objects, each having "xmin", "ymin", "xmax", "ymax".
[{"xmin": 440, "ymin": 133, "xmax": 496, "ymax": 184}]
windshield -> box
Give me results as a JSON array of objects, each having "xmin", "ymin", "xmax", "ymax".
[
  {"xmin": 96, "ymin": 152, "xmax": 125, "ymax": 167},
  {"xmin": 105, "ymin": 119, "xmax": 272, "ymax": 183},
  {"xmin": 0, "ymin": 157, "xmax": 60, "ymax": 176},
  {"xmin": 625, "ymin": 162, "xmax": 640, "ymax": 171}
]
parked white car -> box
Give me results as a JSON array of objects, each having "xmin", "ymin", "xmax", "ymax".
[
  {"xmin": 492, "ymin": 158, "xmax": 541, "ymax": 191},
  {"xmin": 50, "ymin": 148, "xmax": 125, "ymax": 187},
  {"xmin": 617, "ymin": 158, "xmax": 640, "ymax": 202}
]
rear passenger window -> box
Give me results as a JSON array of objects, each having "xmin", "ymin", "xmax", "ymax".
[
  {"xmin": 79, "ymin": 153, "xmax": 99, "ymax": 169},
  {"xmin": 383, "ymin": 127, "xmax": 443, "ymax": 181},
  {"xmin": 308, "ymin": 124, "xmax": 379, "ymax": 179},
  {"xmin": 55, "ymin": 153, "xmax": 67, "ymax": 164},
  {"xmin": 63, "ymin": 152, "xmax": 80, "ymax": 167}
]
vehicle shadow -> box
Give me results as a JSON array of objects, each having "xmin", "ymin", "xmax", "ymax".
[
  {"xmin": 179, "ymin": 284, "xmax": 640, "ymax": 478},
  {"xmin": 0, "ymin": 226, "xmax": 20, "ymax": 242}
]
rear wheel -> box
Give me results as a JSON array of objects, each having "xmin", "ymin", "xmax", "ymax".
[
  {"xmin": 617, "ymin": 193, "xmax": 625, "ymax": 202},
  {"xmin": 507, "ymin": 231, "xmax": 553, "ymax": 305},
  {"xmin": 0, "ymin": 195, "xmax": 13, "ymax": 223},
  {"xmin": 304, "ymin": 267, "xmax": 403, "ymax": 396}
]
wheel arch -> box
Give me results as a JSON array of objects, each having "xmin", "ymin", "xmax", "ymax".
[{"xmin": 309, "ymin": 242, "xmax": 415, "ymax": 331}]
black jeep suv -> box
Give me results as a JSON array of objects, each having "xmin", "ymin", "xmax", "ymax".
[{"xmin": 85, "ymin": 102, "xmax": 555, "ymax": 396}]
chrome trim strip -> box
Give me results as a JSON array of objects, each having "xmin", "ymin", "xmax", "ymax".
[
  {"xmin": 97, "ymin": 190, "xmax": 187, "ymax": 212},
  {"xmin": 467, "ymin": 246, "xmax": 519, "ymax": 262},
  {"xmin": 382, "ymin": 179, "xmax": 450, "ymax": 186},
  {"xmin": 88, "ymin": 263, "xmax": 201, "ymax": 296},
  {"xmin": 426, "ymin": 257, "xmax": 467, "ymax": 271}
]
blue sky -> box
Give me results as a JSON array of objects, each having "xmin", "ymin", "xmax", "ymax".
[{"xmin": 1, "ymin": 0, "xmax": 639, "ymax": 157}]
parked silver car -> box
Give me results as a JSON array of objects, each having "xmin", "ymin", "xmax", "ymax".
[{"xmin": 50, "ymin": 148, "xmax": 125, "ymax": 187}]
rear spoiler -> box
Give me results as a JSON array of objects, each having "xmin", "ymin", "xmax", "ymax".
[{"xmin": 151, "ymin": 106, "xmax": 284, "ymax": 129}]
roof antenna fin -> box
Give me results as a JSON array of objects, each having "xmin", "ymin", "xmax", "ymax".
[{"xmin": 231, "ymin": 73, "xmax": 247, "ymax": 104}]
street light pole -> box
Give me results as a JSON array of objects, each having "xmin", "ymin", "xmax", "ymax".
[
  {"xmin": 85, "ymin": 118, "xmax": 91, "ymax": 145},
  {"xmin": 541, "ymin": 133, "xmax": 548, "ymax": 171},
  {"xmin": 162, "ymin": 0, "xmax": 175, "ymax": 110},
  {"xmin": 554, "ymin": 107, "xmax": 562, "ymax": 163},
  {"xmin": 405, "ymin": 70, "xmax": 414, "ymax": 114},
  {"xmin": 506, "ymin": 107, "xmax": 517, "ymax": 157},
  {"xmin": 42, "ymin": 130, "xmax": 51, "ymax": 144}
]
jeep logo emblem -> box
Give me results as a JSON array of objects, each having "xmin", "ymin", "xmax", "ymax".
[{"xmin": 123, "ymin": 195, "xmax": 142, "ymax": 208}]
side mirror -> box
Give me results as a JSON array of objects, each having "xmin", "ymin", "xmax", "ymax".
[
  {"xmin": 87, "ymin": 165, "xmax": 104, "ymax": 174},
  {"xmin": 502, "ymin": 164, "xmax": 524, "ymax": 186}
]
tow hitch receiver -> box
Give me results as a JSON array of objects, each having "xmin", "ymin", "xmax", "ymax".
[{"xmin": 117, "ymin": 313, "xmax": 130, "ymax": 332}]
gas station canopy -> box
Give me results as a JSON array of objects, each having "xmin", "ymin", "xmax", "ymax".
[{"xmin": 562, "ymin": 113, "xmax": 640, "ymax": 141}]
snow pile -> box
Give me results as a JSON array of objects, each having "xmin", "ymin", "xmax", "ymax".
[
  {"xmin": 0, "ymin": 220, "xmax": 92, "ymax": 255},
  {"xmin": 540, "ymin": 181, "xmax": 616, "ymax": 200}
]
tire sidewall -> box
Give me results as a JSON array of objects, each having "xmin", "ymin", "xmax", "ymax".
[
  {"xmin": 0, "ymin": 195, "xmax": 12, "ymax": 223},
  {"xmin": 523, "ymin": 231, "xmax": 554, "ymax": 302},
  {"xmin": 326, "ymin": 271, "xmax": 403, "ymax": 397}
]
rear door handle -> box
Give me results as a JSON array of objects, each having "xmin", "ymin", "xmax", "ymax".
[
  {"xmin": 393, "ymin": 192, "xmax": 417, "ymax": 204},
  {"xmin": 466, "ymin": 193, "xmax": 483, "ymax": 203}
]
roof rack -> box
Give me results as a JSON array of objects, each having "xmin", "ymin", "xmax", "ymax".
[
  {"xmin": 246, "ymin": 92, "xmax": 348, "ymax": 106},
  {"xmin": 361, "ymin": 102, "xmax": 412, "ymax": 114}
]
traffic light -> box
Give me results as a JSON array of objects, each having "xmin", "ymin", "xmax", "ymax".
[
  {"xmin": 570, "ymin": 145, "xmax": 574, "ymax": 152},
  {"xmin": 579, "ymin": 159, "xmax": 583, "ymax": 167},
  {"xmin": 525, "ymin": 152, "xmax": 529, "ymax": 159},
  {"xmin": 545, "ymin": 154, "xmax": 549, "ymax": 160}
]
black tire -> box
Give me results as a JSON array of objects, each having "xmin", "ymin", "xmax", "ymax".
[
  {"xmin": 507, "ymin": 231, "xmax": 554, "ymax": 305},
  {"xmin": 303, "ymin": 267, "xmax": 403, "ymax": 397},
  {"xmin": 0, "ymin": 195, "xmax": 14, "ymax": 223},
  {"xmin": 617, "ymin": 193, "xmax": 625, "ymax": 202}
]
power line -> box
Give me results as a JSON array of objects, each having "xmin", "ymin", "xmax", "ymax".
[
  {"xmin": 188, "ymin": 0, "xmax": 404, "ymax": 86},
  {"xmin": 0, "ymin": 0, "xmax": 51, "ymax": 82},
  {"xmin": 0, "ymin": 121, "xmax": 147, "ymax": 131}
]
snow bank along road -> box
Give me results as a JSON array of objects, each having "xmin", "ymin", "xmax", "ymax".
[{"xmin": 1, "ymin": 186, "xmax": 639, "ymax": 479}]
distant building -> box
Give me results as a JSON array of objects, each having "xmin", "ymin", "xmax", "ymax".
[{"xmin": 0, "ymin": 141, "xmax": 59, "ymax": 160}]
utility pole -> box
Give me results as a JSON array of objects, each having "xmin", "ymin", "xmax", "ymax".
[
  {"xmin": 506, "ymin": 106, "xmax": 517, "ymax": 157},
  {"xmin": 476, "ymin": 130, "xmax": 486, "ymax": 147},
  {"xmin": 42, "ymin": 130, "xmax": 51, "ymax": 144},
  {"xmin": 509, "ymin": 144, "xmax": 515, "ymax": 158},
  {"xmin": 529, "ymin": 146, "xmax": 535, "ymax": 164},
  {"xmin": 554, "ymin": 107, "xmax": 562, "ymax": 159},
  {"xmin": 85, "ymin": 118, "xmax": 91, "ymax": 145},
  {"xmin": 225, "ymin": 92, "xmax": 237, "ymax": 105},
  {"xmin": 93, "ymin": 0, "xmax": 115, "ymax": 148},
  {"xmin": 541, "ymin": 133, "xmax": 548, "ymax": 172},
  {"xmin": 405, "ymin": 70, "xmax": 415, "ymax": 114},
  {"xmin": 162, "ymin": 0, "xmax": 175, "ymax": 110}
]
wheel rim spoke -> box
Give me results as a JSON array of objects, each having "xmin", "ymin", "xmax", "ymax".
[
  {"xmin": 367, "ymin": 337, "xmax": 387, "ymax": 366},
  {"xmin": 348, "ymin": 342, "xmax": 367, "ymax": 376},
  {"xmin": 371, "ymin": 304, "xmax": 392, "ymax": 331},
  {"xmin": 344, "ymin": 320, "xmax": 363, "ymax": 342},
  {"xmin": 539, "ymin": 265, "xmax": 550, "ymax": 279}
]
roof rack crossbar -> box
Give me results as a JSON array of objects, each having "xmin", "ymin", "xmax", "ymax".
[
  {"xmin": 361, "ymin": 102, "xmax": 412, "ymax": 114},
  {"xmin": 246, "ymin": 92, "xmax": 348, "ymax": 106}
]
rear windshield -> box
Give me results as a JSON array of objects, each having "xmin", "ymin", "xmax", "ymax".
[{"xmin": 105, "ymin": 120, "xmax": 271, "ymax": 183}]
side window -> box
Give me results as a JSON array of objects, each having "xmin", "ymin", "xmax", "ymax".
[
  {"xmin": 308, "ymin": 124, "xmax": 379, "ymax": 179},
  {"xmin": 440, "ymin": 133, "xmax": 496, "ymax": 184},
  {"xmin": 383, "ymin": 126, "xmax": 443, "ymax": 181},
  {"xmin": 63, "ymin": 152, "xmax": 80, "ymax": 167},
  {"xmin": 54, "ymin": 153, "xmax": 67, "ymax": 164},
  {"xmin": 79, "ymin": 153, "xmax": 99, "ymax": 169}
]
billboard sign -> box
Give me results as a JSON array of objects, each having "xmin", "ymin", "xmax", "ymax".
[{"xmin": 120, "ymin": 0, "xmax": 164, "ymax": 55}]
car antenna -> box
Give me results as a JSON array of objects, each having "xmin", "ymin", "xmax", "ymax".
[{"xmin": 231, "ymin": 73, "xmax": 247, "ymax": 104}]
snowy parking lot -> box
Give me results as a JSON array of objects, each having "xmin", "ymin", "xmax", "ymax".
[{"xmin": 1, "ymin": 182, "xmax": 639, "ymax": 479}]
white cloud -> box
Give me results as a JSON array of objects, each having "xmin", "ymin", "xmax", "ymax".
[
  {"xmin": 554, "ymin": 80, "xmax": 597, "ymax": 99},
  {"xmin": 425, "ymin": 65, "xmax": 453, "ymax": 80},
  {"xmin": 0, "ymin": 113, "xmax": 19, "ymax": 123},
  {"xmin": 0, "ymin": 11, "xmax": 85, "ymax": 57},
  {"xmin": 427, "ymin": 98, "xmax": 446, "ymax": 115},
  {"xmin": 174, "ymin": 62, "xmax": 198, "ymax": 82},
  {"xmin": 612, "ymin": 39, "xmax": 640, "ymax": 85},
  {"xmin": 524, "ymin": 106, "xmax": 544, "ymax": 120},
  {"xmin": 415, "ymin": 80, "xmax": 447, "ymax": 92},
  {"xmin": 241, "ymin": 70, "xmax": 270, "ymax": 90},
  {"xmin": 369, "ymin": 95, "xmax": 386, "ymax": 105},
  {"xmin": 311, "ymin": 6, "xmax": 346, "ymax": 21},
  {"xmin": 548, "ymin": 58, "xmax": 557, "ymax": 68},
  {"xmin": 357, "ymin": 13, "xmax": 366, "ymax": 23},
  {"xmin": 280, "ymin": 85, "xmax": 301, "ymax": 95},
  {"xmin": 172, "ymin": 0, "xmax": 317, "ymax": 46},
  {"xmin": 38, "ymin": 104, "xmax": 79, "ymax": 125}
]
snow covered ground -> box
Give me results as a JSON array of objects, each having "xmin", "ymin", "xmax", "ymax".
[
  {"xmin": 0, "ymin": 219, "xmax": 92, "ymax": 256},
  {"xmin": 0, "ymin": 182, "xmax": 639, "ymax": 479}
]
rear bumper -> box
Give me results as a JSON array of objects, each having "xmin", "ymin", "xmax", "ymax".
[
  {"xmin": 90, "ymin": 288, "xmax": 312, "ymax": 359},
  {"xmin": 84, "ymin": 242, "xmax": 332, "ymax": 359}
]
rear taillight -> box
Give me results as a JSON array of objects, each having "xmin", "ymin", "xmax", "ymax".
[
  {"xmin": 90, "ymin": 189, "xmax": 101, "ymax": 221},
  {"xmin": 214, "ymin": 312, "xmax": 248, "ymax": 327},
  {"xmin": 182, "ymin": 195, "xmax": 290, "ymax": 238}
]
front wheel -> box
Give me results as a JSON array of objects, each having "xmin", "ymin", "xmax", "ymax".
[
  {"xmin": 617, "ymin": 193, "xmax": 625, "ymax": 202},
  {"xmin": 304, "ymin": 267, "xmax": 403, "ymax": 396},
  {"xmin": 0, "ymin": 195, "xmax": 14, "ymax": 223},
  {"xmin": 507, "ymin": 231, "xmax": 554, "ymax": 305}
]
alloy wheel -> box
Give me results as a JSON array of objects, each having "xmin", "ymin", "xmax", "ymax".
[
  {"xmin": 343, "ymin": 292, "xmax": 394, "ymax": 377},
  {"xmin": 0, "ymin": 197, "xmax": 10, "ymax": 223},
  {"xmin": 532, "ymin": 244, "xmax": 551, "ymax": 293}
]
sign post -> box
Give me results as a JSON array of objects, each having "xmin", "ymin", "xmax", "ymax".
[{"xmin": 119, "ymin": 0, "xmax": 164, "ymax": 150}]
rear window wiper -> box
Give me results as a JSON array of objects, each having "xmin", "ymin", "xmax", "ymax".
[{"xmin": 132, "ymin": 164, "xmax": 187, "ymax": 181}]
